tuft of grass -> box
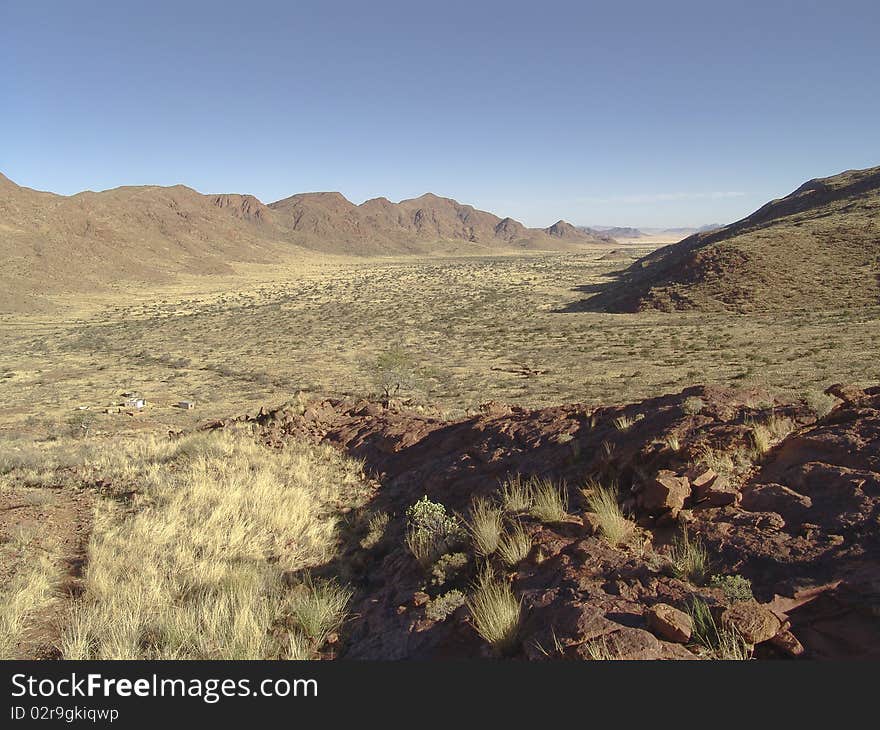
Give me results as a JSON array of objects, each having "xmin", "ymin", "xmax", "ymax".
[
  {"xmin": 664, "ymin": 434, "xmax": 681, "ymax": 452},
  {"xmin": 748, "ymin": 422, "xmax": 772, "ymax": 455},
  {"xmin": 613, "ymin": 413, "xmax": 640, "ymax": 432},
  {"xmin": 582, "ymin": 635, "xmax": 619, "ymax": 660},
  {"xmin": 286, "ymin": 575, "xmax": 352, "ymax": 647},
  {"xmin": 682, "ymin": 396, "xmax": 706, "ymax": 415},
  {"xmin": 467, "ymin": 568, "xmax": 521, "ymax": 654},
  {"xmin": 466, "ymin": 498, "xmax": 505, "ymax": 557},
  {"xmin": 496, "ymin": 522, "xmax": 532, "ymax": 566},
  {"xmin": 286, "ymin": 631, "xmax": 312, "ymax": 660},
  {"xmin": 499, "ymin": 475, "xmax": 534, "ymax": 513},
  {"xmin": 669, "ymin": 528, "xmax": 710, "ymax": 585},
  {"xmin": 584, "ymin": 480, "xmax": 635, "ymax": 547},
  {"xmin": 360, "ymin": 511, "xmax": 390, "ymax": 550},
  {"xmin": 689, "ymin": 598, "xmax": 751, "ymax": 660},
  {"xmin": 697, "ymin": 445, "xmax": 735, "ymax": 475},
  {"xmin": 528, "ymin": 478, "xmax": 569, "ymax": 523}
]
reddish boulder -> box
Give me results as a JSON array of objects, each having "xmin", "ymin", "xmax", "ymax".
[
  {"xmin": 641, "ymin": 470, "xmax": 691, "ymax": 515},
  {"xmin": 646, "ymin": 603, "xmax": 693, "ymax": 643},
  {"xmin": 687, "ymin": 465, "xmax": 719, "ymax": 498},
  {"xmin": 721, "ymin": 600, "xmax": 782, "ymax": 645},
  {"xmin": 705, "ymin": 476, "xmax": 740, "ymax": 507}
]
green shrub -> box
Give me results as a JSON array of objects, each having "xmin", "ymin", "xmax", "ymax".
[
  {"xmin": 431, "ymin": 552, "xmax": 469, "ymax": 586},
  {"xmin": 425, "ymin": 590, "xmax": 466, "ymax": 622},
  {"xmin": 709, "ymin": 574, "xmax": 754, "ymax": 602},
  {"xmin": 405, "ymin": 496, "xmax": 465, "ymax": 568},
  {"xmin": 682, "ymin": 397, "xmax": 706, "ymax": 415}
]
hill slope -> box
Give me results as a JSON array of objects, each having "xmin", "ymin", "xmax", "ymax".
[
  {"xmin": 0, "ymin": 174, "xmax": 610, "ymax": 308},
  {"xmin": 581, "ymin": 165, "xmax": 880, "ymax": 313}
]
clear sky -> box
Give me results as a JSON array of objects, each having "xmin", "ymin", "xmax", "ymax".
[{"xmin": 3, "ymin": 0, "xmax": 879, "ymax": 228}]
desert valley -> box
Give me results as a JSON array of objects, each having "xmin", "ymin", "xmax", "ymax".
[{"xmin": 0, "ymin": 164, "xmax": 878, "ymax": 661}]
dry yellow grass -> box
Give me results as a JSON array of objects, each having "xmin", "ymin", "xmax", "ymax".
[
  {"xmin": 467, "ymin": 498, "xmax": 505, "ymax": 557},
  {"xmin": 0, "ymin": 547, "xmax": 60, "ymax": 659},
  {"xmin": 584, "ymin": 481, "xmax": 635, "ymax": 547},
  {"xmin": 57, "ymin": 430, "xmax": 364, "ymax": 659},
  {"xmin": 467, "ymin": 568, "xmax": 521, "ymax": 653}
]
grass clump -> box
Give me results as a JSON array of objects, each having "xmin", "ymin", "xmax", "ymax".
[
  {"xmin": 466, "ymin": 498, "xmax": 504, "ymax": 557},
  {"xmin": 613, "ymin": 413, "xmax": 641, "ymax": 432},
  {"xmin": 669, "ymin": 528, "xmax": 710, "ymax": 585},
  {"xmin": 496, "ymin": 522, "xmax": 532, "ymax": 566},
  {"xmin": 499, "ymin": 475, "xmax": 534, "ymax": 513},
  {"xmin": 689, "ymin": 598, "xmax": 751, "ymax": 660},
  {"xmin": 467, "ymin": 568, "xmax": 521, "ymax": 654},
  {"xmin": 359, "ymin": 511, "xmax": 389, "ymax": 549},
  {"xmin": 405, "ymin": 496, "xmax": 465, "ymax": 568},
  {"xmin": 584, "ymin": 480, "xmax": 635, "ymax": 547},
  {"xmin": 286, "ymin": 575, "xmax": 352, "ymax": 646},
  {"xmin": 528, "ymin": 478, "xmax": 569, "ymax": 523},
  {"xmin": 709, "ymin": 574, "xmax": 754, "ymax": 603}
]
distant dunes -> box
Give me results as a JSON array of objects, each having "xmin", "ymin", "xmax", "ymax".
[
  {"xmin": 0, "ymin": 174, "xmax": 611, "ymax": 309},
  {"xmin": 579, "ymin": 165, "xmax": 880, "ymax": 313}
]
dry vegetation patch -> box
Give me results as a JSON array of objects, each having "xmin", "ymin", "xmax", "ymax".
[{"xmin": 54, "ymin": 430, "xmax": 365, "ymax": 659}]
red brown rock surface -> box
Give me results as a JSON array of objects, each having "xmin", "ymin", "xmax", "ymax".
[{"xmin": 207, "ymin": 382, "xmax": 880, "ymax": 660}]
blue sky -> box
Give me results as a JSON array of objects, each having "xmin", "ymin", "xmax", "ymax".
[{"xmin": 3, "ymin": 0, "xmax": 878, "ymax": 227}]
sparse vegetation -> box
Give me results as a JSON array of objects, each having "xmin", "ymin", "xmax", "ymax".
[
  {"xmin": 688, "ymin": 598, "xmax": 751, "ymax": 660},
  {"xmin": 669, "ymin": 529, "xmax": 710, "ymax": 585},
  {"xmin": 499, "ymin": 475, "xmax": 535, "ymax": 513},
  {"xmin": 426, "ymin": 590, "xmax": 466, "ymax": 622},
  {"xmin": 709, "ymin": 574, "xmax": 754, "ymax": 603},
  {"xmin": 584, "ymin": 480, "xmax": 635, "ymax": 546},
  {"xmin": 467, "ymin": 569, "xmax": 521, "ymax": 653},
  {"xmin": 405, "ymin": 496, "xmax": 466, "ymax": 568},
  {"xmin": 682, "ymin": 396, "xmax": 706, "ymax": 415},
  {"xmin": 528, "ymin": 478, "xmax": 569, "ymax": 523},
  {"xmin": 466, "ymin": 498, "xmax": 505, "ymax": 557},
  {"xmin": 496, "ymin": 522, "xmax": 532, "ymax": 566}
]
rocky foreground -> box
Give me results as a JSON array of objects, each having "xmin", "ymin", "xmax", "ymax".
[{"xmin": 208, "ymin": 383, "xmax": 880, "ymax": 659}]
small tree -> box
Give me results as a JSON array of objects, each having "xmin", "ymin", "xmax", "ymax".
[
  {"xmin": 66, "ymin": 410, "xmax": 95, "ymax": 439},
  {"xmin": 372, "ymin": 344, "xmax": 418, "ymax": 405}
]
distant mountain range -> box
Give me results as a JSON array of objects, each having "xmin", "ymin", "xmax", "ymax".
[
  {"xmin": 0, "ymin": 174, "xmax": 613, "ymax": 310},
  {"xmin": 578, "ymin": 165, "xmax": 880, "ymax": 313},
  {"xmin": 580, "ymin": 224, "xmax": 723, "ymax": 240}
]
